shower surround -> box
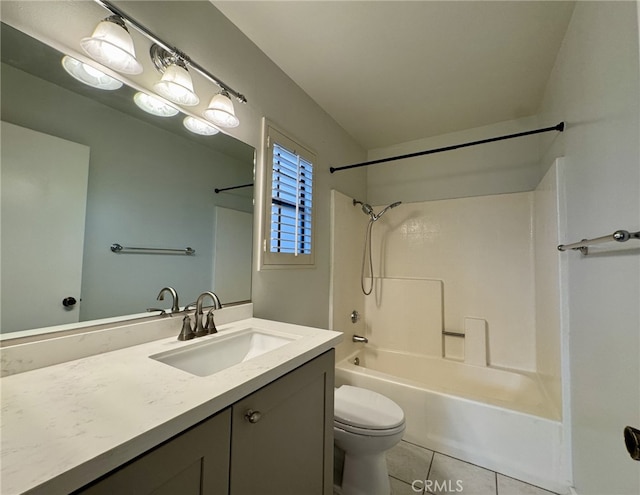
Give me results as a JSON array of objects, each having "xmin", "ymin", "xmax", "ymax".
[{"xmin": 330, "ymin": 160, "xmax": 569, "ymax": 492}]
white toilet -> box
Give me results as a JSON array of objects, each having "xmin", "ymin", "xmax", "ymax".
[{"xmin": 334, "ymin": 385, "xmax": 406, "ymax": 495}]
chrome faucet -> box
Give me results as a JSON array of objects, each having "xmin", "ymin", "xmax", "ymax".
[
  {"xmin": 156, "ymin": 286, "xmax": 180, "ymax": 313},
  {"xmin": 194, "ymin": 291, "xmax": 222, "ymax": 337},
  {"xmin": 352, "ymin": 335, "xmax": 368, "ymax": 343}
]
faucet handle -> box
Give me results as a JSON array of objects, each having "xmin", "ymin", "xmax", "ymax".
[
  {"xmin": 205, "ymin": 309, "xmax": 218, "ymax": 334},
  {"xmin": 178, "ymin": 315, "xmax": 195, "ymax": 341},
  {"xmin": 146, "ymin": 308, "xmax": 167, "ymax": 316}
]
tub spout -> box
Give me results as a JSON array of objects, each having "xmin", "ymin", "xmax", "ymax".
[{"xmin": 352, "ymin": 335, "xmax": 368, "ymax": 344}]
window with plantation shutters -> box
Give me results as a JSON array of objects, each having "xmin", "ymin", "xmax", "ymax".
[{"xmin": 263, "ymin": 125, "xmax": 315, "ymax": 267}]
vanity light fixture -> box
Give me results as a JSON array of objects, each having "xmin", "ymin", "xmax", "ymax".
[
  {"xmin": 150, "ymin": 44, "xmax": 199, "ymax": 106},
  {"xmin": 203, "ymin": 90, "xmax": 240, "ymax": 128},
  {"xmin": 80, "ymin": 15, "xmax": 143, "ymax": 75},
  {"xmin": 133, "ymin": 92, "xmax": 179, "ymax": 117},
  {"xmin": 183, "ymin": 116, "xmax": 219, "ymax": 136},
  {"xmin": 154, "ymin": 64, "xmax": 199, "ymax": 106},
  {"xmin": 61, "ymin": 55, "xmax": 123, "ymax": 90},
  {"xmin": 81, "ymin": 0, "xmax": 247, "ymax": 128}
]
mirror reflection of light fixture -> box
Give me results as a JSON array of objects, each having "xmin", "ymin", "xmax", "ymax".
[
  {"xmin": 203, "ymin": 90, "xmax": 240, "ymax": 128},
  {"xmin": 183, "ymin": 116, "xmax": 219, "ymax": 136},
  {"xmin": 133, "ymin": 92, "xmax": 179, "ymax": 117},
  {"xmin": 61, "ymin": 55, "xmax": 123, "ymax": 90},
  {"xmin": 150, "ymin": 44, "xmax": 199, "ymax": 107},
  {"xmin": 80, "ymin": 15, "xmax": 142, "ymax": 75}
]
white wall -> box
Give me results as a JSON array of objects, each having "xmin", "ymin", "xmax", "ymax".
[
  {"xmin": 1, "ymin": 1, "xmax": 367, "ymax": 329},
  {"xmin": 364, "ymin": 277, "xmax": 444, "ymax": 359},
  {"xmin": 362, "ymin": 115, "xmax": 557, "ymax": 374},
  {"xmin": 534, "ymin": 160, "xmax": 565, "ymax": 419},
  {"xmin": 330, "ymin": 190, "xmax": 366, "ymax": 362},
  {"xmin": 538, "ymin": 2, "xmax": 640, "ymax": 494},
  {"xmin": 369, "ymin": 193, "xmax": 537, "ymax": 372},
  {"xmin": 367, "ymin": 115, "xmax": 543, "ymax": 205},
  {"xmin": 333, "ymin": 167, "xmax": 566, "ymax": 412}
]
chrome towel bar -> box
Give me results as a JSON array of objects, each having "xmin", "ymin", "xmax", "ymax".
[
  {"xmin": 110, "ymin": 243, "xmax": 195, "ymax": 255},
  {"xmin": 558, "ymin": 229, "xmax": 639, "ymax": 255}
]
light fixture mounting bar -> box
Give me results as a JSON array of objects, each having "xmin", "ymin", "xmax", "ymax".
[{"xmin": 92, "ymin": 0, "xmax": 247, "ymax": 103}]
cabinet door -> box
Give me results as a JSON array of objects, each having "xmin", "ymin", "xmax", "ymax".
[
  {"xmin": 76, "ymin": 409, "xmax": 231, "ymax": 495},
  {"xmin": 230, "ymin": 350, "xmax": 335, "ymax": 495}
]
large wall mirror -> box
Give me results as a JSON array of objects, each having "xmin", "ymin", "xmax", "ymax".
[{"xmin": 1, "ymin": 22, "xmax": 255, "ymax": 337}]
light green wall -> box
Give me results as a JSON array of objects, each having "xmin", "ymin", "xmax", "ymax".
[
  {"xmin": 109, "ymin": 1, "xmax": 368, "ymax": 329},
  {"xmin": 1, "ymin": 1, "xmax": 367, "ymax": 329},
  {"xmin": 2, "ymin": 62, "xmax": 253, "ymax": 320}
]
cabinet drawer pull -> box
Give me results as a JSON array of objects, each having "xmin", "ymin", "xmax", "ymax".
[{"xmin": 244, "ymin": 410, "xmax": 262, "ymax": 423}]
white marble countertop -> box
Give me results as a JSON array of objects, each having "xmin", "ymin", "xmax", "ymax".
[{"xmin": 0, "ymin": 317, "xmax": 342, "ymax": 495}]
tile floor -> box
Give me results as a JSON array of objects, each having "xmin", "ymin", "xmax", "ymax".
[{"xmin": 385, "ymin": 441, "xmax": 559, "ymax": 495}]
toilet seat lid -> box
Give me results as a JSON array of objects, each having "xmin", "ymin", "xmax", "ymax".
[{"xmin": 334, "ymin": 385, "xmax": 405, "ymax": 430}]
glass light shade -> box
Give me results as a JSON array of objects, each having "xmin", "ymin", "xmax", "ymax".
[
  {"xmin": 203, "ymin": 92, "xmax": 239, "ymax": 128},
  {"xmin": 153, "ymin": 65, "xmax": 199, "ymax": 106},
  {"xmin": 183, "ymin": 116, "xmax": 219, "ymax": 136},
  {"xmin": 61, "ymin": 55, "xmax": 123, "ymax": 90},
  {"xmin": 80, "ymin": 19, "xmax": 142, "ymax": 75},
  {"xmin": 133, "ymin": 92, "xmax": 179, "ymax": 117}
]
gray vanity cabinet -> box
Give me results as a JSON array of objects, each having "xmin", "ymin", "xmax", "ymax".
[
  {"xmin": 75, "ymin": 349, "xmax": 334, "ymax": 495},
  {"xmin": 76, "ymin": 409, "xmax": 231, "ymax": 495},
  {"xmin": 230, "ymin": 349, "xmax": 335, "ymax": 495}
]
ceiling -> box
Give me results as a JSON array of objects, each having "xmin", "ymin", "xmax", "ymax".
[{"xmin": 213, "ymin": 1, "xmax": 575, "ymax": 150}]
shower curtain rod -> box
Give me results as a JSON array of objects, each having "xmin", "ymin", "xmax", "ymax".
[
  {"xmin": 329, "ymin": 122, "xmax": 565, "ymax": 174},
  {"xmin": 214, "ymin": 183, "xmax": 253, "ymax": 194}
]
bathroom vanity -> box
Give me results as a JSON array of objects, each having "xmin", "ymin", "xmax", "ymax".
[
  {"xmin": 78, "ymin": 351, "xmax": 334, "ymax": 495},
  {"xmin": 0, "ymin": 311, "xmax": 341, "ymax": 495}
]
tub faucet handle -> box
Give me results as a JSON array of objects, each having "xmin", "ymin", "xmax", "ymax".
[{"xmin": 350, "ymin": 310, "xmax": 360, "ymax": 324}]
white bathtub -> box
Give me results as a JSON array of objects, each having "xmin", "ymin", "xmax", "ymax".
[{"xmin": 335, "ymin": 348, "xmax": 570, "ymax": 494}]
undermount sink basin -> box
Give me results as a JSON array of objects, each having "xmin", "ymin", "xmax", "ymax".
[{"xmin": 150, "ymin": 328, "xmax": 299, "ymax": 377}]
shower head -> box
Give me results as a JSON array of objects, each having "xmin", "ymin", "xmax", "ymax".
[
  {"xmin": 373, "ymin": 201, "xmax": 402, "ymax": 221},
  {"xmin": 353, "ymin": 198, "xmax": 402, "ymax": 221},
  {"xmin": 361, "ymin": 203, "xmax": 374, "ymax": 217},
  {"xmin": 353, "ymin": 199, "xmax": 375, "ymax": 219}
]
